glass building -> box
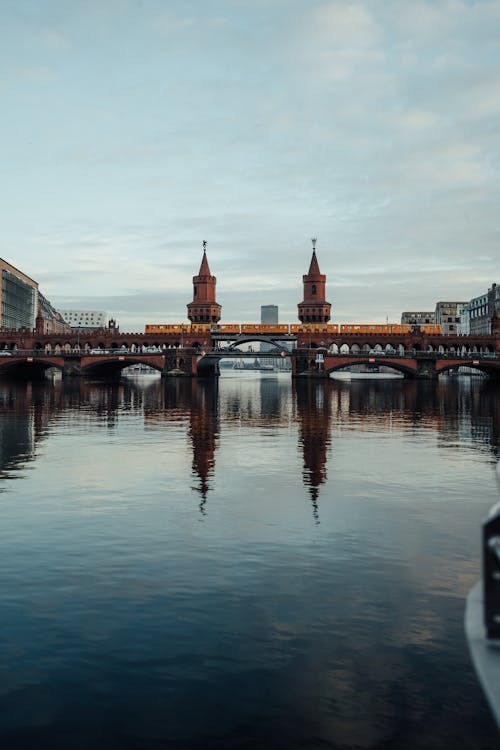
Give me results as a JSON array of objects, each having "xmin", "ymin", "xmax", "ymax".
[{"xmin": 0, "ymin": 259, "xmax": 38, "ymax": 330}]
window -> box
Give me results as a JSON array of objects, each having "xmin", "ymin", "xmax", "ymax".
[{"xmin": 312, "ymin": 284, "xmax": 317, "ymax": 295}]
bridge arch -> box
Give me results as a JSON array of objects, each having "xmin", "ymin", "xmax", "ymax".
[
  {"xmin": 81, "ymin": 355, "xmax": 165, "ymax": 376},
  {"xmin": 227, "ymin": 336, "xmax": 291, "ymax": 353},
  {"xmin": 0, "ymin": 356, "xmax": 64, "ymax": 377},
  {"xmin": 435, "ymin": 360, "xmax": 497, "ymax": 378},
  {"xmin": 324, "ymin": 357, "xmax": 416, "ymax": 378}
]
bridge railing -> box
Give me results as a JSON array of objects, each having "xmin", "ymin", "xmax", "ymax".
[
  {"xmin": 1, "ymin": 348, "xmax": 497, "ymax": 360},
  {"xmin": 293, "ymin": 349, "xmax": 499, "ymax": 360},
  {"xmin": 0, "ymin": 349, "xmax": 179, "ymax": 357}
]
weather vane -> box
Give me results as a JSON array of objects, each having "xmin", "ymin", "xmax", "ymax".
[
  {"xmin": 203, "ymin": 240, "xmax": 207, "ymax": 251},
  {"xmin": 311, "ymin": 237, "xmax": 317, "ymax": 250}
]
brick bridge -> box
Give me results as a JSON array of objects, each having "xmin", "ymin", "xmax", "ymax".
[{"xmin": 0, "ymin": 345, "xmax": 499, "ymax": 380}]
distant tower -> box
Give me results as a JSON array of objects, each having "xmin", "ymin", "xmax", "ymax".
[
  {"xmin": 297, "ymin": 239, "xmax": 331, "ymax": 323},
  {"xmin": 187, "ymin": 242, "xmax": 222, "ymax": 324}
]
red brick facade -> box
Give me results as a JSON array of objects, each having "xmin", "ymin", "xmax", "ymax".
[
  {"xmin": 297, "ymin": 241, "xmax": 331, "ymax": 323},
  {"xmin": 187, "ymin": 244, "xmax": 221, "ymax": 324}
]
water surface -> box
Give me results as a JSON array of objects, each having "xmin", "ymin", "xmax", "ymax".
[{"xmin": 0, "ymin": 372, "xmax": 498, "ymax": 749}]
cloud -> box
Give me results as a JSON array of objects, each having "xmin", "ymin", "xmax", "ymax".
[{"xmin": 0, "ymin": 0, "xmax": 498, "ymax": 331}]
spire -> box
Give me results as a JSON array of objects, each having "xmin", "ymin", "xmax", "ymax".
[
  {"xmin": 308, "ymin": 238, "xmax": 321, "ymax": 275},
  {"xmin": 308, "ymin": 252, "xmax": 321, "ymax": 276},
  {"xmin": 198, "ymin": 240, "xmax": 211, "ymax": 276}
]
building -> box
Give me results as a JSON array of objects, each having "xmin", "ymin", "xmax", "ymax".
[
  {"xmin": 59, "ymin": 310, "xmax": 108, "ymax": 330},
  {"xmin": 261, "ymin": 304, "xmax": 278, "ymax": 326},
  {"xmin": 466, "ymin": 283, "xmax": 499, "ymax": 335},
  {"xmin": 187, "ymin": 242, "xmax": 221, "ymax": 324},
  {"xmin": 434, "ymin": 301, "xmax": 468, "ymax": 335},
  {"xmin": 261, "ymin": 305, "xmax": 278, "ymax": 353},
  {"xmin": 297, "ymin": 240, "xmax": 331, "ymax": 323},
  {"xmin": 37, "ymin": 293, "xmax": 71, "ymax": 335},
  {"xmin": 0, "ymin": 258, "xmax": 38, "ymax": 330},
  {"xmin": 401, "ymin": 311, "xmax": 436, "ymax": 325}
]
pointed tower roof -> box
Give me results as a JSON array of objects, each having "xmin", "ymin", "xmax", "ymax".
[
  {"xmin": 198, "ymin": 248, "xmax": 211, "ymax": 277},
  {"xmin": 308, "ymin": 250, "xmax": 321, "ymax": 276}
]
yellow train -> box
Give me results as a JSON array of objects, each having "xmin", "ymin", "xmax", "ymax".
[
  {"xmin": 339, "ymin": 323, "xmax": 442, "ymax": 335},
  {"xmin": 144, "ymin": 322, "xmax": 442, "ymax": 336}
]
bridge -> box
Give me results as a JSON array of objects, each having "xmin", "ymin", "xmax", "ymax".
[
  {"xmin": 0, "ymin": 346, "xmax": 498, "ymax": 380},
  {"xmin": 292, "ymin": 350, "xmax": 500, "ymax": 379},
  {"xmin": 0, "ymin": 241, "xmax": 497, "ymax": 379}
]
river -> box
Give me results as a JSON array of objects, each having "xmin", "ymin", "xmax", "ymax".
[{"xmin": 0, "ymin": 371, "xmax": 498, "ymax": 749}]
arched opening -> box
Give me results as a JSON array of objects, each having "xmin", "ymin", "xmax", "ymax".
[{"xmin": 340, "ymin": 344, "xmax": 349, "ymax": 354}]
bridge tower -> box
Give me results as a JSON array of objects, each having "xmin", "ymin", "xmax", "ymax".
[
  {"xmin": 297, "ymin": 239, "xmax": 331, "ymax": 323},
  {"xmin": 187, "ymin": 242, "xmax": 222, "ymax": 324}
]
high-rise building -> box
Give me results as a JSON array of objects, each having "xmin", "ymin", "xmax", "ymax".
[
  {"xmin": 0, "ymin": 258, "xmax": 38, "ymax": 330},
  {"xmin": 261, "ymin": 305, "xmax": 278, "ymax": 353},
  {"xmin": 261, "ymin": 305, "xmax": 278, "ymax": 325}
]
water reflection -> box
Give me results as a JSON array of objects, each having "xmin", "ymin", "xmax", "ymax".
[
  {"xmin": 0, "ymin": 374, "xmax": 499, "ymax": 748},
  {"xmin": 295, "ymin": 380, "xmax": 332, "ymax": 521},
  {"xmin": 0, "ymin": 375, "xmax": 499, "ymax": 501}
]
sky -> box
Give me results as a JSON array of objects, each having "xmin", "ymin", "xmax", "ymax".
[{"xmin": 1, "ymin": 0, "xmax": 500, "ymax": 331}]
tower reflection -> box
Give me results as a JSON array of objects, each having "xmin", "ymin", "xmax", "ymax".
[
  {"xmin": 187, "ymin": 379, "xmax": 219, "ymax": 512},
  {"xmin": 294, "ymin": 380, "xmax": 333, "ymax": 522}
]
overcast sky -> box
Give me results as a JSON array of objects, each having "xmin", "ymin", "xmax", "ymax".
[{"xmin": 2, "ymin": 0, "xmax": 499, "ymax": 330}]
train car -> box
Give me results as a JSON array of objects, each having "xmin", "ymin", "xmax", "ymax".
[
  {"xmin": 241, "ymin": 324, "xmax": 262, "ymax": 334},
  {"xmin": 338, "ymin": 323, "xmax": 443, "ymax": 335},
  {"xmin": 296, "ymin": 324, "xmax": 330, "ymax": 334},
  {"xmin": 326, "ymin": 324, "xmax": 339, "ymax": 334},
  {"xmin": 145, "ymin": 324, "xmax": 185, "ymax": 334},
  {"xmin": 420, "ymin": 324, "xmax": 442, "ymax": 334},
  {"xmin": 265, "ymin": 324, "xmax": 290, "ymax": 335},
  {"xmin": 189, "ymin": 324, "xmax": 212, "ymax": 334},
  {"xmin": 245, "ymin": 324, "xmax": 291, "ymax": 335},
  {"xmin": 215, "ymin": 324, "xmax": 241, "ymax": 334},
  {"xmin": 339, "ymin": 324, "xmax": 407, "ymax": 334}
]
